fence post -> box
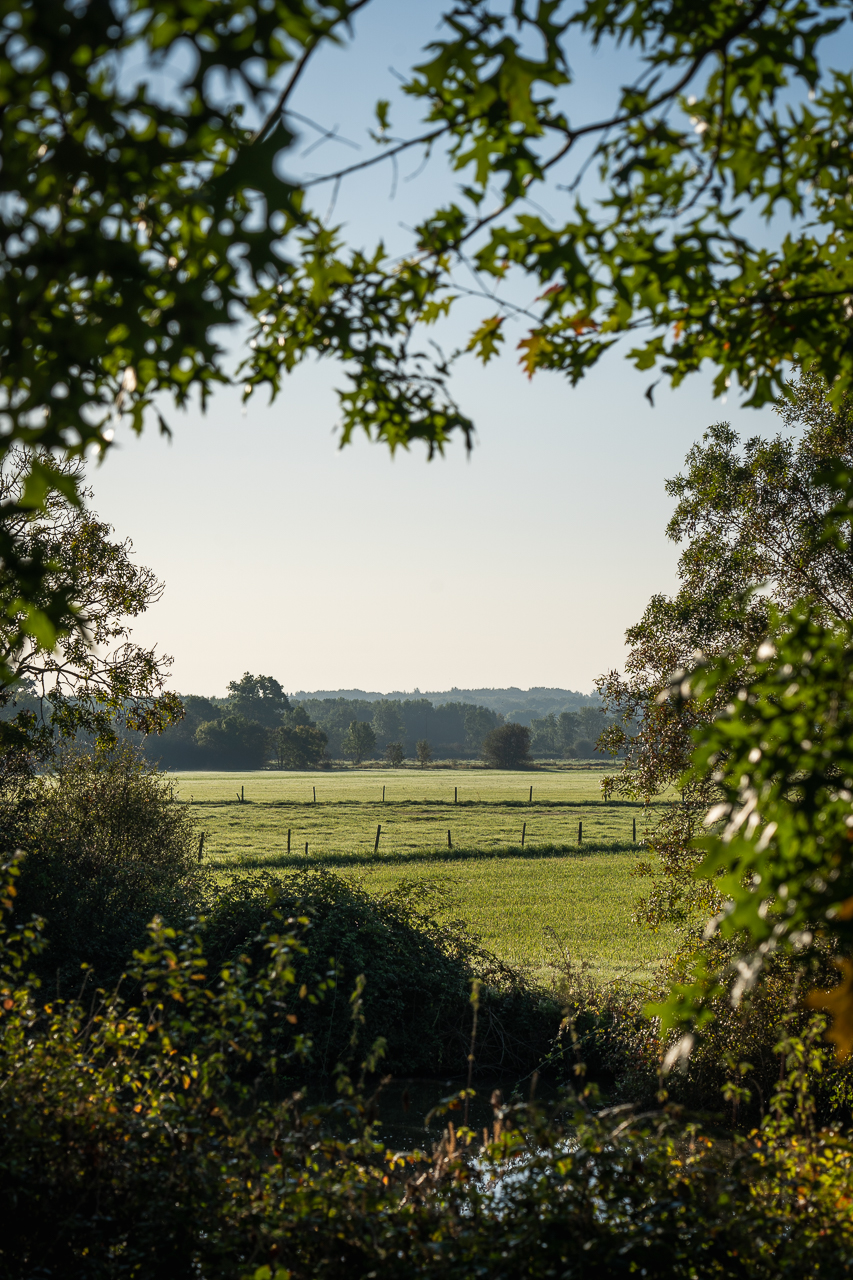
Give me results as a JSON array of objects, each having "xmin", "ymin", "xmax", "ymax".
[
  {"xmin": 633, "ymin": 817, "xmax": 636, "ymax": 844},
  {"xmin": 197, "ymin": 832, "xmax": 205, "ymax": 863},
  {"xmin": 529, "ymin": 785, "xmax": 533, "ymax": 804},
  {"xmin": 454, "ymin": 786, "xmax": 457, "ymax": 804},
  {"xmin": 374, "ymin": 824, "xmax": 382, "ymax": 853},
  {"xmin": 447, "ymin": 829, "xmax": 452, "ymax": 850},
  {"xmin": 382, "ymin": 785, "xmax": 385, "ymax": 803},
  {"xmin": 313, "ymin": 786, "xmax": 316, "ymax": 803},
  {"xmin": 578, "ymin": 820, "xmax": 582, "ymax": 845},
  {"xmin": 305, "ymin": 842, "xmax": 308, "ymax": 856},
  {"xmin": 287, "ymin": 828, "xmax": 291, "ymax": 854},
  {"xmin": 521, "ymin": 822, "xmax": 526, "ymax": 848}
]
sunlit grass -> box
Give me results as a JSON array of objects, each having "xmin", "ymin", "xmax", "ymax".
[{"xmin": 169, "ymin": 768, "xmax": 672, "ymax": 985}]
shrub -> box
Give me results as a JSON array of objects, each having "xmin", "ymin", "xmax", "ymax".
[
  {"xmin": 482, "ymin": 723, "xmax": 531, "ymax": 768},
  {"xmin": 10, "ymin": 745, "xmax": 203, "ymax": 988},
  {"xmin": 199, "ymin": 872, "xmax": 558, "ymax": 1078},
  {"xmin": 573, "ymin": 736, "xmax": 595, "ymax": 758},
  {"xmin": 2, "ymin": 857, "xmax": 853, "ymax": 1279},
  {"xmin": 385, "ymin": 741, "xmax": 404, "ymax": 766},
  {"xmin": 416, "ymin": 738, "xmax": 432, "ymax": 767}
]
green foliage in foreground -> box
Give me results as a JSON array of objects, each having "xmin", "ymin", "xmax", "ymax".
[
  {"xmin": 200, "ymin": 872, "xmax": 559, "ymax": 1079},
  {"xmin": 8, "ymin": 746, "xmax": 202, "ymax": 987},
  {"xmin": 660, "ymin": 598, "xmax": 853, "ymax": 1046},
  {"xmin": 3, "ymin": 859, "xmax": 853, "ymax": 1279}
]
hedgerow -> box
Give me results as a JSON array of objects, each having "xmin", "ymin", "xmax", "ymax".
[{"xmin": 3, "ymin": 855, "xmax": 853, "ymax": 1279}]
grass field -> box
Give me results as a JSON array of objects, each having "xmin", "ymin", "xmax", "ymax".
[{"xmin": 169, "ymin": 768, "xmax": 672, "ymax": 986}]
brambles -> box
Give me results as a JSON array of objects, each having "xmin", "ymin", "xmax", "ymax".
[{"xmin": 3, "ymin": 855, "xmax": 853, "ymax": 1277}]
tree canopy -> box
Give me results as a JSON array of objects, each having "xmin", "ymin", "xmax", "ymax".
[
  {"xmin": 0, "ymin": 448, "xmax": 179, "ymax": 775},
  {"xmin": 8, "ymin": 0, "xmax": 853, "ymax": 653}
]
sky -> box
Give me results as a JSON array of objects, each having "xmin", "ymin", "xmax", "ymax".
[{"xmin": 88, "ymin": 1, "xmax": 783, "ymax": 698}]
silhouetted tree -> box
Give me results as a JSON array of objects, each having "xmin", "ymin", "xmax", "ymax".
[
  {"xmin": 226, "ymin": 674, "xmax": 290, "ymax": 728},
  {"xmin": 481, "ymin": 724, "xmax": 531, "ymax": 769},
  {"xmin": 195, "ymin": 715, "xmax": 269, "ymax": 770}
]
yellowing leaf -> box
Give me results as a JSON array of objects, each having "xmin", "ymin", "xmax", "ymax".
[
  {"xmin": 806, "ymin": 959, "xmax": 853, "ymax": 1060},
  {"xmin": 517, "ymin": 330, "xmax": 551, "ymax": 379},
  {"xmin": 466, "ymin": 315, "xmax": 505, "ymax": 364}
]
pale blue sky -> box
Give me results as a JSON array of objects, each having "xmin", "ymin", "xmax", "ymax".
[{"xmin": 89, "ymin": 1, "xmax": 783, "ymax": 696}]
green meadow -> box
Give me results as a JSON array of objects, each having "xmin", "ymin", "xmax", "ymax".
[{"xmin": 170, "ymin": 767, "xmax": 672, "ymax": 985}]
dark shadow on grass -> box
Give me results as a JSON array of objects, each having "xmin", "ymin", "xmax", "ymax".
[{"xmin": 208, "ymin": 840, "xmax": 641, "ymax": 871}]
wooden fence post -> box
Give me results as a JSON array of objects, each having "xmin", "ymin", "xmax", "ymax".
[
  {"xmin": 197, "ymin": 832, "xmax": 205, "ymax": 862},
  {"xmin": 529, "ymin": 785, "xmax": 533, "ymax": 803},
  {"xmin": 633, "ymin": 817, "xmax": 636, "ymax": 844},
  {"xmin": 454, "ymin": 786, "xmax": 457, "ymax": 804},
  {"xmin": 447, "ymin": 830, "xmax": 452, "ymax": 850},
  {"xmin": 521, "ymin": 822, "xmax": 526, "ymax": 848},
  {"xmin": 578, "ymin": 820, "xmax": 582, "ymax": 845},
  {"xmin": 313, "ymin": 786, "xmax": 316, "ymax": 803},
  {"xmin": 287, "ymin": 829, "xmax": 291, "ymax": 854},
  {"xmin": 374, "ymin": 824, "xmax": 382, "ymax": 853},
  {"xmin": 305, "ymin": 842, "xmax": 308, "ymax": 856}
]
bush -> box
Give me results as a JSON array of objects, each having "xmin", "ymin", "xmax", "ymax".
[
  {"xmin": 10, "ymin": 745, "xmax": 203, "ymax": 987},
  {"xmin": 3, "ymin": 857, "xmax": 853, "ymax": 1279},
  {"xmin": 199, "ymin": 872, "xmax": 558, "ymax": 1078},
  {"xmin": 482, "ymin": 723, "xmax": 531, "ymax": 768},
  {"xmin": 385, "ymin": 741, "xmax": 404, "ymax": 766}
]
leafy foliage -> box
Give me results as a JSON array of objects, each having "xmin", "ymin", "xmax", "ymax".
[
  {"xmin": 200, "ymin": 871, "xmax": 557, "ymax": 1078},
  {"xmin": 11, "ymin": 1, "xmax": 853, "ymax": 660},
  {"xmin": 272, "ymin": 723, "xmax": 328, "ymax": 769},
  {"xmin": 482, "ymin": 722, "xmax": 532, "ymax": 769},
  {"xmin": 656, "ymin": 592, "xmax": 853, "ymax": 1046},
  {"xmin": 341, "ymin": 719, "xmax": 376, "ymax": 764},
  {"xmin": 0, "ymin": 449, "xmax": 180, "ymax": 770},
  {"xmin": 195, "ymin": 713, "xmax": 271, "ymax": 770},
  {"xmin": 3, "ymin": 854, "xmax": 853, "ymax": 1277},
  {"xmin": 599, "ymin": 375, "xmax": 853, "ymax": 935},
  {"xmin": 9, "ymin": 744, "xmax": 201, "ymax": 988},
  {"xmin": 226, "ymin": 673, "xmax": 292, "ymax": 728}
]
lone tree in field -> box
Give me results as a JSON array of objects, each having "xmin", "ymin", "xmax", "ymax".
[
  {"xmin": 482, "ymin": 724, "xmax": 531, "ymax": 770},
  {"xmin": 415, "ymin": 739, "xmax": 433, "ymax": 768},
  {"xmin": 385, "ymin": 742, "xmax": 404, "ymax": 767},
  {"xmin": 342, "ymin": 721, "xmax": 376, "ymax": 765}
]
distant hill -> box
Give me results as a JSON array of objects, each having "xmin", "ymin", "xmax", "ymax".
[{"xmin": 290, "ymin": 686, "xmax": 600, "ymax": 725}]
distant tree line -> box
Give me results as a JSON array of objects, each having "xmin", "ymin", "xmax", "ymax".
[
  {"xmin": 143, "ymin": 679, "xmax": 625, "ymax": 771},
  {"xmin": 146, "ymin": 675, "xmax": 327, "ymax": 771},
  {"xmin": 527, "ymin": 706, "xmax": 629, "ymax": 759}
]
